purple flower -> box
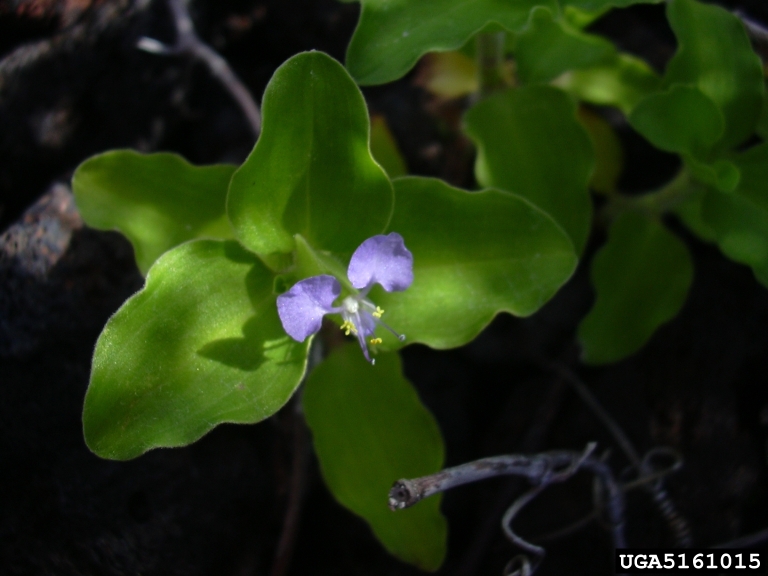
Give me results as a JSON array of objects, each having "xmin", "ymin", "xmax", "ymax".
[{"xmin": 277, "ymin": 233, "xmax": 413, "ymax": 364}]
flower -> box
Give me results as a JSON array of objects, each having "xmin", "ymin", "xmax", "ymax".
[{"xmin": 277, "ymin": 233, "xmax": 413, "ymax": 364}]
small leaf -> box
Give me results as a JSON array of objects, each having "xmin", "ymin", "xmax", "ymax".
[
  {"xmin": 700, "ymin": 143, "xmax": 768, "ymax": 286},
  {"xmin": 577, "ymin": 107, "xmax": 624, "ymax": 195},
  {"xmin": 370, "ymin": 115, "xmax": 408, "ymax": 178},
  {"xmin": 731, "ymin": 142, "xmax": 768, "ymax": 214},
  {"xmin": 83, "ymin": 240, "xmax": 309, "ymax": 460},
  {"xmin": 578, "ymin": 212, "xmax": 693, "ymax": 364},
  {"xmin": 515, "ymin": 7, "xmax": 616, "ymax": 85},
  {"xmin": 345, "ymin": 0, "xmax": 557, "ymax": 85},
  {"xmin": 665, "ymin": 0, "xmax": 764, "ymax": 152},
  {"xmin": 415, "ymin": 51, "xmax": 479, "ymax": 100},
  {"xmin": 702, "ymin": 190, "xmax": 768, "ymax": 287},
  {"xmin": 228, "ymin": 51, "xmax": 393, "ymax": 260},
  {"xmin": 72, "ymin": 150, "xmax": 235, "ymax": 275},
  {"xmin": 629, "ymin": 85, "xmax": 724, "ymax": 158},
  {"xmin": 554, "ymin": 52, "xmax": 662, "ymax": 116},
  {"xmin": 675, "ymin": 189, "xmax": 717, "ymax": 243},
  {"xmin": 463, "ymin": 85, "xmax": 593, "ymax": 253},
  {"xmin": 374, "ymin": 177, "xmax": 577, "ymax": 350},
  {"xmin": 684, "ymin": 156, "xmax": 740, "ymax": 193},
  {"xmin": 303, "ymin": 345, "xmax": 447, "ymax": 571}
]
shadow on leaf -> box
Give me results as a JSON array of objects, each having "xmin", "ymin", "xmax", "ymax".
[{"xmin": 196, "ymin": 315, "xmax": 275, "ymax": 371}]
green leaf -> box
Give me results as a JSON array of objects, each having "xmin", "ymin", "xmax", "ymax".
[
  {"xmin": 303, "ymin": 345, "xmax": 447, "ymax": 571},
  {"xmin": 703, "ymin": 191, "xmax": 768, "ymax": 287},
  {"xmin": 72, "ymin": 150, "xmax": 235, "ymax": 275},
  {"xmin": 577, "ymin": 107, "xmax": 623, "ymax": 195},
  {"xmin": 345, "ymin": 0, "xmax": 557, "ymax": 85},
  {"xmin": 561, "ymin": 0, "xmax": 662, "ymax": 11},
  {"xmin": 370, "ymin": 115, "xmax": 408, "ymax": 178},
  {"xmin": 629, "ymin": 85, "xmax": 724, "ymax": 158},
  {"xmin": 554, "ymin": 52, "xmax": 662, "ymax": 116},
  {"xmin": 756, "ymin": 90, "xmax": 768, "ymax": 140},
  {"xmin": 515, "ymin": 6, "xmax": 616, "ymax": 85},
  {"xmin": 665, "ymin": 0, "xmax": 764, "ymax": 152},
  {"xmin": 700, "ymin": 143, "xmax": 768, "ymax": 286},
  {"xmin": 227, "ymin": 52, "xmax": 393, "ymax": 261},
  {"xmin": 373, "ymin": 177, "xmax": 577, "ymax": 350},
  {"xmin": 83, "ymin": 240, "xmax": 309, "ymax": 460},
  {"xmin": 674, "ymin": 189, "xmax": 717, "ymax": 243},
  {"xmin": 416, "ymin": 51, "xmax": 479, "ymax": 99},
  {"xmin": 732, "ymin": 143, "xmax": 768, "ymax": 214},
  {"xmin": 684, "ymin": 156, "xmax": 740, "ymax": 193},
  {"xmin": 463, "ymin": 85, "xmax": 593, "ymax": 253},
  {"xmin": 578, "ymin": 212, "xmax": 693, "ymax": 364}
]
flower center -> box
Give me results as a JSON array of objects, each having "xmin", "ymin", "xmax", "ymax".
[{"xmin": 341, "ymin": 295, "xmax": 360, "ymax": 315}]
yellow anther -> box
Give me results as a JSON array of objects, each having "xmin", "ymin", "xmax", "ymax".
[
  {"xmin": 373, "ymin": 306, "xmax": 384, "ymax": 318},
  {"xmin": 370, "ymin": 337, "xmax": 383, "ymax": 345},
  {"xmin": 340, "ymin": 320, "xmax": 357, "ymax": 336}
]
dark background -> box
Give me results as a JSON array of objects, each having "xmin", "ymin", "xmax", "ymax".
[{"xmin": 1, "ymin": 0, "xmax": 767, "ymax": 574}]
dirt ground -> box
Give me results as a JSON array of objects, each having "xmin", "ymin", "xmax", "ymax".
[{"xmin": 1, "ymin": 1, "xmax": 766, "ymax": 575}]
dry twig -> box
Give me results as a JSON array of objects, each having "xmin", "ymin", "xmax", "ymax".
[{"xmin": 137, "ymin": 0, "xmax": 261, "ymax": 138}]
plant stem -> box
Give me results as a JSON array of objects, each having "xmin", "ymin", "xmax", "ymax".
[
  {"xmin": 476, "ymin": 31, "xmax": 509, "ymax": 97},
  {"xmin": 601, "ymin": 168, "xmax": 701, "ymax": 224}
]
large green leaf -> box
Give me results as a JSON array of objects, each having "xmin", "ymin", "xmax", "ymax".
[
  {"xmin": 83, "ymin": 240, "xmax": 309, "ymax": 460},
  {"xmin": 629, "ymin": 84, "xmax": 724, "ymax": 158},
  {"xmin": 72, "ymin": 150, "xmax": 235, "ymax": 275},
  {"xmin": 515, "ymin": 6, "xmax": 616, "ymax": 85},
  {"xmin": 463, "ymin": 85, "xmax": 593, "ymax": 253},
  {"xmin": 371, "ymin": 177, "xmax": 577, "ymax": 350},
  {"xmin": 303, "ymin": 345, "xmax": 446, "ymax": 571},
  {"xmin": 665, "ymin": 0, "xmax": 764, "ymax": 153},
  {"xmin": 227, "ymin": 52, "xmax": 393, "ymax": 261},
  {"xmin": 578, "ymin": 212, "xmax": 693, "ymax": 364},
  {"xmin": 345, "ymin": 0, "xmax": 556, "ymax": 85}
]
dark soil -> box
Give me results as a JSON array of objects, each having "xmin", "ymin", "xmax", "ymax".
[{"xmin": 1, "ymin": 1, "xmax": 766, "ymax": 575}]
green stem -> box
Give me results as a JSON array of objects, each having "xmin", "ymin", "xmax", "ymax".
[
  {"xmin": 601, "ymin": 168, "xmax": 701, "ymax": 223},
  {"xmin": 475, "ymin": 32, "xmax": 509, "ymax": 97}
]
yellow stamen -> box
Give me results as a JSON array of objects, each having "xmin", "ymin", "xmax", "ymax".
[
  {"xmin": 370, "ymin": 337, "xmax": 383, "ymax": 345},
  {"xmin": 373, "ymin": 306, "xmax": 384, "ymax": 318},
  {"xmin": 340, "ymin": 320, "xmax": 357, "ymax": 336}
]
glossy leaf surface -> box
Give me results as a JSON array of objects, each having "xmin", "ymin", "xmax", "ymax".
[
  {"xmin": 372, "ymin": 177, "xmax": 577, "ymax": 350},
  {"xmin": 515, "ymin": 7, "xmax": 615, "ymax": 84},
  {"xmin": 73, "ymin": 150, "xmax": 235, "ymax": 275},
  {"xmin": 83, "ymin": 240, "xmax": 309, "ymax": 460},
  {"xmin": 464, "ymin": 85, "xmax": 593, "ymax": 253},
  {"xmin": 345, "ymin": 0, "xmax": 556, "ymax": 85},
  {"xmin": 665, "ymin": 0, "xmax": 764, "ymax": 153},
  {"xmin": 578, "ymin": 212, "xmax": 693, "ymax": 364},
  {"xmin": 228, "ymin": 52, "xmax": 393, "ymax": 260},
  {"xmin": 303, "ymin": 345, "xmax": 446, "ymax": 571}
]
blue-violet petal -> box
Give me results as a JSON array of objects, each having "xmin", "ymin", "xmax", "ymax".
[
  {"xmin": 277, "ymin": 275, "xmax": 340, "ymax": 341},
  {"xmin": 347, "ymin": 232, "xmax": 413, "ymax": 292}
]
